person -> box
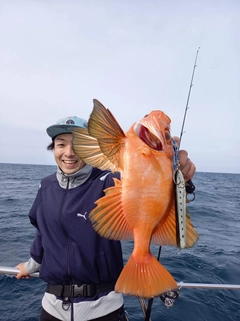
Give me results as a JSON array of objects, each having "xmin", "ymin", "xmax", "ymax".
[{"xmin": 16, "ymin": 116, "xmax": 196, "ymax": 321}]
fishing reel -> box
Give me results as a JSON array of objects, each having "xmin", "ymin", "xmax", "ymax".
[{"xmin": 160, "ymin": 289, "xmax": 179, "ymax": 308}]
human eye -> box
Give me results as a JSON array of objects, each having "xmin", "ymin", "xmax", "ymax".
[{"xmin": 56, "ymin": 142, "xmax": 65, "ymax": 148}]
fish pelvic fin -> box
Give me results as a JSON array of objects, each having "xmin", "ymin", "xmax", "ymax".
[
  {"xmin": 151, "ymin": 201, "xmax": 199, "ymax": 248},
  {"xmin": 185, "ymin": 211, "xmax": 199, "ymax": 248},
  {"xmin": 88, "ymin": 99, "xmax": 126, "ymax": 170},
  {"xmin": 115, "ymin": 253, "xmax": 178, "ymax": 298},
  {"xmin": 151, "ymin": 199, "xmax": 178, "ymax": 246},
  {"xmin": 72, "ymin": 128, "xmax": 117, "ymax": 172},
  {"xmin": 89, "ymin": 178, "xmax": 133, "ymax": 240}
]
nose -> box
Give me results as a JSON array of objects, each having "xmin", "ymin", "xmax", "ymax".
[{"xmin": 65, "ymin": 144, "xmax": 75, "ymax": 157}]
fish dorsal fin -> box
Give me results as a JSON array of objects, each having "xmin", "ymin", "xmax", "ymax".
[
  {"xmin": 152, "ymin": 201, "xmax": 199, "ymax": 248},
  {"xmin": 90, "ymin": 178, "xmax": 133, "ymax": 240},
  {"xmin": 72, "ymin": 128, "xmax": 117, "ymax": 172},
  {"xmin": 88, "ymin": 99, "xmax": 126, "ymax": 170}
]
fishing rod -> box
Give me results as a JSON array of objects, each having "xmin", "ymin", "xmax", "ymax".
[
  {"xmin": 141, "ymin": 48, "xmax": 201, "ymax": 321},
  {"xmin": 179, "ymin": 47, "xmax": 200, "ymax": 146},
  {"xmin": 179, "ymin": 47, "xmax": 200, "ymax": 195}
]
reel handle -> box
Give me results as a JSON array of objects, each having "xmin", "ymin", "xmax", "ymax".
[{"xmin": 186, "ymin": 179, "xmax": 195, "ymax": 194}]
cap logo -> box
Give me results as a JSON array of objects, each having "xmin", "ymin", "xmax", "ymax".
[{"xmin": 66, "ymin": 119, "xmax": 75, "ymax": 124}]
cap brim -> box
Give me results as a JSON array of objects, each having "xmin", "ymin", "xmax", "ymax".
[{"xmin": 46, "ymin": 124, "xmax": 81, "ymax": 138}]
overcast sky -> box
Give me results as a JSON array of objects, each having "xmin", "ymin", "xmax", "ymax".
[{"xmin": 0, "ymin": 0, "xmax": 239, "ymax": 173}]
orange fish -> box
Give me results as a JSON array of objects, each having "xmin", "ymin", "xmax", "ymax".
[{"xmin": 72, "ymin": 99, "xmax": 198, "ymax": 298}]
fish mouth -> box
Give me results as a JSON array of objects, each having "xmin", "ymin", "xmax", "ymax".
[{"xmin": 134, "ymin": 123, "xmax": 163, "ymax": 151}]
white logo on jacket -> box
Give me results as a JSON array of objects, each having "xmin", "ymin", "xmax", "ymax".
[
  {"xmin": 100, "ymin": 173, "xmax": 110, "ymax": 181},
  {"xmin": 77, "ymin": 212, "xmax": 87, "ymax": 220}
]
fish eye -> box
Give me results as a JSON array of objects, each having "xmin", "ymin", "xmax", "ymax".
[{"xmin": 165, "ymin": 131, "xmax": 171, "ymax": 143}]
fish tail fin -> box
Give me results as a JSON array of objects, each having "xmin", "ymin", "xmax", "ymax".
[{"xmin": 115, "ymin": 253, "xmax": 178, "ymax": 298}]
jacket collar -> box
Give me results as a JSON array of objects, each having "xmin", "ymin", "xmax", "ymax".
[{"xmin": 56, "ymin": 165, "xmax": 92, "ymax": 189}]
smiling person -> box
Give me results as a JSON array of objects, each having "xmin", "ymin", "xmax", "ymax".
[{"xmin": 16, "ymin": 116, "xmax": 196, "ymax": 321}]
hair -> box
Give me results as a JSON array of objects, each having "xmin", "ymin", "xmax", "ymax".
[
  {"xmin": 46, "ymin": 132, "xmax": 74, "ymax": 151},
  {"xmin": 47, "ymin": 140, "xmax": 55, "ymax": 151}
]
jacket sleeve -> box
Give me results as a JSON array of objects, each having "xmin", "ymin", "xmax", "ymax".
[
  {"xmin": 28, "ymin": 183, "xmax": 44, "ymax": 264},
  {"xmin": 28, "ymin": 182, "xmax": 43, "ymax": 229},
  {"xmin": 30, "ymin": 230, "xmax": 44, "ymax": 264},
  {"xmin": 24, "ymin": 257, "xmax": 41, "ymax": 274}
]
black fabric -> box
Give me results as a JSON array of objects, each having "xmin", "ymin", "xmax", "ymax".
[
  {"xmin": 40, "ymin": 308, "xmax": 63, "ymax": 321},
  {"xmin": 46, "ymin": 282, "xmax": 115, "ymax": 298}
]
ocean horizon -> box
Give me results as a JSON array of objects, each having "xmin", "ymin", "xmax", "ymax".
[{"xmin": 1, "ymin": 161, "xmax": 240, "ymax": 175}]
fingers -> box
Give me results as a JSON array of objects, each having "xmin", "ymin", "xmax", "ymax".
[
  {"xmin": 178, "ymin": 150, "xmax": 196, "ymax": 181},
  {"xmin": 15, "ymin": 264, "xmax": 21, "ymax": 279},
  {"xmin": 172, "ymin": 136, "xmax": 196, "ymax": 181},
  {"xmin": 15, "ymin": 263, "xmax": 31, "ymax": 279},
  {"xmin": 172, "ymin": 136, "xmax": 180, "ymax": 147}
]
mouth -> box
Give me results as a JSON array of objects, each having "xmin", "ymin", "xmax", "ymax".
[
  {"xmin": 135, "ymin": 123, "xmax": 163, "ymax": 151},
  {"xmin": 62, "ymin": 160, "xmax": 78, "ymax": 164}
]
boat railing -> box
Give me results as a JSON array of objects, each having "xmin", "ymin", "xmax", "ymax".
[
  {"xmin": 0, "ymin": 265, "xmax": 39, "ymax": 278},
  {"xmin": 1, "ymin": 265, "xmax": 240, "ymax": 290}
]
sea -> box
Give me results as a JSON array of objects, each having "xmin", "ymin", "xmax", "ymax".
[{"xmin": 0, "ymin": 163, "xmax": 239, "ymax": 321}]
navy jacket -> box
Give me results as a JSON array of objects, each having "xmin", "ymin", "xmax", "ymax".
[{"xmin": 28, "ymin": 168, "xmax": 123, "ymax": 285}]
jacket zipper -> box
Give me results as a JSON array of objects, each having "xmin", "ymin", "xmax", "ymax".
[{"xmin": 59, "ymin": 178, "xmax": 72, "ymax": 277}]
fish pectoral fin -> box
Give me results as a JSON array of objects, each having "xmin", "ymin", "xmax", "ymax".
[
  {"xmin": 89, "ymin": 178, "xmax": 133, "ymax": 240},
  {"xmin": 72, "ymin": 128, "xmax": 117, "ymax": 172},
  {"xmin": 152, "ymin": 201, "xmax": 178, "ymax": 246},
  {"xmin": 88, "ymin": 99, "xmax": 126, "ymax": 169}
]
